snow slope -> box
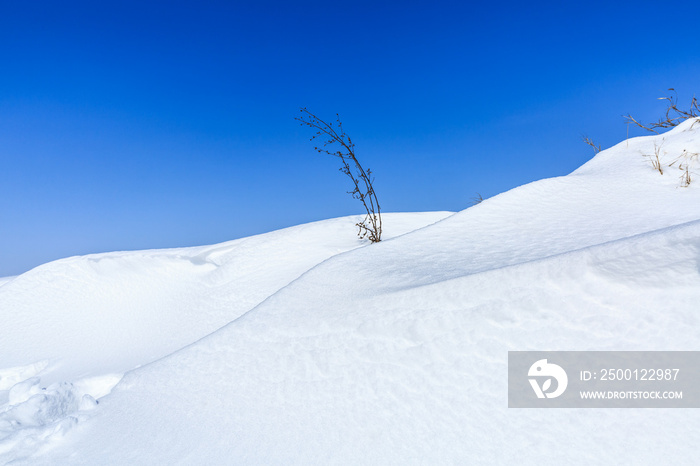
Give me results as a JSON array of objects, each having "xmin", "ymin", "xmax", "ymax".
[
  {"xmin": 0, "ymin": 212, "xmax": 451, "ymax": 386},
  {"xmin": 0, "ymin": 212, "xmax": 451, "ymax": 461},
  {"xmin": 3, "ymin": 119, "xmax": 700, "ymax": 464}
]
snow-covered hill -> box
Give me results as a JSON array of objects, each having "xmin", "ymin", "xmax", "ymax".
[
  {"xmin": 0, "ymin": 212, "xmax": 451, "ymax": 388},
  {"xmin": 2, "ymin": 119, "xmax": 700, "ymax": 464}
]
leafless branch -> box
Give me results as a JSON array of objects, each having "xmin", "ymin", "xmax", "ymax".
[
  {"xmin": 582, "ymin": 135, "xmax": 601, "ymax": 153},
  {"xmin": 295, "ymin": 108, "xmax": 382, "ymax": 242},
  {"xmin": 624, "ymin": 89, "xmax": 700, "ymax": 133}
]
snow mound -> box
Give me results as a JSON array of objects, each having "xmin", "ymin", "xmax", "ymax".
[
  {"xmin": 53, "ymin": 218, "xmax": 700, "ymax": 465},
  {"xmin": 0, "ymin": 212, "xmax": 452, "ymax": 461},
  {"xmin": 4, "ymin": 119, "xmax": 700, "ymax": 464},
  {"xmin": 0, "ymin": 212, "xmax": 451, "ymax": 385}
]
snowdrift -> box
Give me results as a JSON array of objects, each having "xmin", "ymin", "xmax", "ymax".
[
  {"xmin": 0, "ymin": 212, "xmax": 451, "ymax": 386},
  {"xmin": 2, "ymin": 119, "xmax": 700, "ymax": 464}
]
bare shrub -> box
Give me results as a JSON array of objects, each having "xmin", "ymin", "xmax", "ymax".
[
  {"xmin": 582, "ymin": 136, "xmax": 601, "ymax": 154},
  {"xmin": 295, "ymin": 108, "xmax": 382, "ymax": 242},
  {"xmin": 624, "ymin": 89, "xmax": 700, "ymax": 133},
  {"xmin": 644, "ymin": 142, "xmax": 665, "ymax": 175},
  {"xmin": 669, "ymin": 150, "xmax": 698, "ymax": 188},
  {"xmin": 584, "ymin": 89, "xmax": 699, "ymax": 187}
]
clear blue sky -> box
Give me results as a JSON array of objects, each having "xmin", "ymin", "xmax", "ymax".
[{"xmin": 2, "ymin": 0, "xmax": 699, "ymax": 276}]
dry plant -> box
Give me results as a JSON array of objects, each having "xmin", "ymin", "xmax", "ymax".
[
  {"xmin": 624, "ymin": 89, "xmax": 700, "ymax": 133},
  {"xmin": 680, "ymin": 162, "xmax": 692, "ymax": 187},
  {"xmin": 295, "ymin": 108, "xmax": 382, "ymax": 242},
  {"xmin": 583, "ymin": 89, "xmax": 700, "ymax": 186},
  {"xmin": 642, "ymin": 142, "xmax": 698, "ymax": 187},
  {"xmin": 471, "ymin": 193, "xmax": 484, "ymax": 205},
  {"xmin": 582, "ymin": 136, "xmax": 601, "ymax": 154},
  {"xmin": 669, "ymin": 150, "xmax": 699, "ymax": 187},
  {"xmin": 644, "ymin": 142, "xmax": 665, "ymax": 175}
]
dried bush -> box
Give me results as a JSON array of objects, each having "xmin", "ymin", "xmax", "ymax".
[
  {"xmin": 296, "ymin": 108, "xmax": 382, "ymax": 242},
  {"xmin": 624, "ymin": 89, "xmax": 700, "ymax": 133},
  {"xmin": 583, "ymin": 89, "xmax": 699, "ymax": 186},
  {"xmin": 644, "ymin": 142, "xmax": 664, "ymax": 175},
  {"xmin": 669, "ymin": 150, "xmax": 699, "ymax": 187},
  {"xmin": 582, "ymin": 136, "xmax": 601, "ymax": 154}
]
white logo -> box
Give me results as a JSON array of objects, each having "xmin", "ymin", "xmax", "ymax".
[{"xmin": 528, "ymin": 359, "xmax": 568, "ymax": 399}]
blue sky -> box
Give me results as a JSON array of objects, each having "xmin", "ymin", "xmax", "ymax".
[{"xmin": 2, "ymin": 1, "xmax": 700, "ymax": 276}]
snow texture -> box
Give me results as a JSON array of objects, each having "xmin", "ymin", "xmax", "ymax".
[{"xmin": 1, "ymin": 119, "xmax": 700, "ymax": 464}]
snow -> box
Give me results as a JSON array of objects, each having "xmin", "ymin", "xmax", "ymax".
[
  {"xmin": 2, "ymin": 119, "xmax": 700, "ymax": 464},
  {"xmin": 0, "ymin": 277, "xmax": 14, "ymax": 288},
  {"xmin": 0, "ymin": 212, "xmax": 450, "ymax": 386},
  {"xmin": 0, "ymin": 212, "xmax": 451, "ymax": 462}
]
